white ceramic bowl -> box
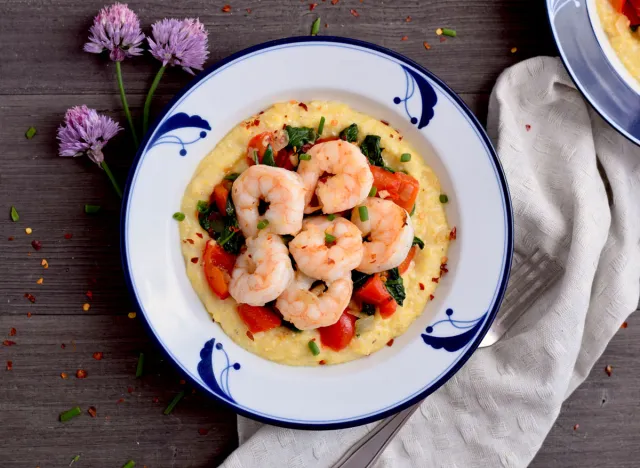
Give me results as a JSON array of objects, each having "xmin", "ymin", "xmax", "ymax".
[{"xmin": 122, "ymin": 37, "xmax": 513, "ymax": 429}]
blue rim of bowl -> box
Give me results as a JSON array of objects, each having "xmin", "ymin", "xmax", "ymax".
[
  {"xmin": 546, "ymin": 0, "xmax": 640, "ymax": 146},
  {"xmin": 120, "ymin": 36, "xmax": 514, "ymax": 430}
]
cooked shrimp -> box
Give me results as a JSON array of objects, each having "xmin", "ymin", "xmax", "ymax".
[
  {"xmin": 298, "ymin": 140, "xmax": 373, "ymax": 214},
  {"xmin": 289, "ymin": 216, "xmax": 364, "ymax": 283},
  {"xmin": 350, "ymin": 197, "xmax": 414, "ymax": 274},
  {"xmin": 229, "ymin": 231, "xmax": 294, "ymax": 306},
  {"xmin": 232, "ymin": 165, "xmax": 306, "ymax": 238},
  {"xmin": 276, "ymin": 272, "xmax": 353, "ymax": 330}
]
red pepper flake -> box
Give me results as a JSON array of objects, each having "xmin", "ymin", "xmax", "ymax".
[
  {"xmin": 60, "ymin": 372, "xmax": 68, "ymax": 379},
  {"xmin": 310, "ymin": 3, "xmax": 318, "ymax": 10},
  {"xmin": 31, "ymin": 240, "xmax": 42, "ymax": 251},
  {"xmin": 24, "ymin": 293, "xmax": 36, "ymax": 303},
  {"xmin": 92, "ymin": 352, "xmax": 103, "ymax": 360},
  {"xmin": 179, "ymin": 379, "xmax": 186, "ymax": 385},
  {"xmin": 449, "ymin": 227, "xmax": 457, "ymax": 240},
  {"xmin": 127, "ymin": 386, "xmax": 134, "ymax": 393},
  {"xmin": 3, "ymin": 340, "xmax": 16, "ymax": 347},
  {"xmin": 221, "ymin": 5, "xmax": 231, "ymax": 13},
  {"xmin": 246, "ymin": 8, "xmax": 252, "ymax": 13},
  {"xmin": 621, "ymin": 322, "xmax": 628, "ymax": 329},
  {"xmin": 423, "ymin": 42, "xmax": 431, "ymax": 50},
  {"xmin": 195, "ymin": 232, "xmax": 203, "ymax": 238},
  {"xmin": 76, "ymin": 369, "xmax": 88, "ymax": 379},
  {"xmin": 253, "ymin": 119, "xmax": 260, "ymax": 127},
  {"xmin": 198, "ymin": 428, "xmax": 209, "ymax": 436},
  {"xmin": 8, "ymin": 236, "xmax": 14, "ymax": 241},
  {"xmin": 27, "ymin": 312, "xmax": 32, "ymax": 318},
  {"xmin": 6, "ymin": 360, "xmax": 13, "ymax": 371},
  {"xmin": 350, "ymin": 9, "xmax": 359, "ymax": 17},
  {"xmin": 525, "ymin": 124, "xmax": 531, "ymax": 132},
  {"xmin": 386, "ymin": 339, "xmax": 394, "ymax": 347},
  {"xmin": 116, "ymin": 398, "xmax": 125, "ymax": 404},
  {"xmin": 86, "ymin": 290, "xmax": 93, "ymax": 300},
  {"xmin": 298, "ymin": 103, "xmax": 308, "ymax": 111},
  {"xmin": 64, "ymin": 233, "xmax": 73, "ymax": 240},
  {"xmin": 431, "ymin": 277, "xmax": 439, "ymax": 283},
  {"xmin": 405, "ymin": 15, "xmax": 412, "ymax": 22},
  {"xmin": 439, "ymin": 36, "xmax": 447, "ymax": 43},
  {"xmin": 573, "ymin": 424, "xmax": 579, "ymax": 431},
  {"xmin": 331, "ymin": 0, "xmax": 339, "ymax": 4},
  {"xmin": 419, "ymin": 283, "xmax": 425, "ymax": 290},
  {"xmin": 9, "ymin": 328, "xmax": 16, "ymax": 337},
  {"xmin": 440, "ymin": 263, "xmax": 449, "ymax": 276},
  {"xmin": 190, "ymin": 257, "xmax": 199, "ymax": 264},
  {"xmin": 246, "ymin": 330, "xmax": 254, "ymax": 341},
  {"xmin": 381, "ymin": 120, "xmax": 389, "ymax": 126},
  {"xmin": 153, "ymin": 397, "xmax": 159, "ymax": 403},
  {"xmin": 61, "ymin": 343, "xmax": 66, "ymax": 349},
  {"xmin": 605, "ymin": 365, "xmax": 613, "ymax": 377},
  {"xmin": 319, "ymin": 360, "xmax": 326, "ymax": 365},
  {"xmin": 429, "ymin": 294, "xmax": 435, "ymax": 300},
  {"xmin": 185, "ymin": 238, "xmax": 195, "ymax": 244},
  {"xmin": 401, "ymin": 36, "xmax": 408, "ymax": 41},
  {"xmin": 87, "ymin": 406, "xmax": 97, "ymax": 418}
]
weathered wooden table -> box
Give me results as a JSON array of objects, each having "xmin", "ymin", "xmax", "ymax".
[{"xmin": 1, "ymin": 1, "xmax": 638, "ymax": 466}]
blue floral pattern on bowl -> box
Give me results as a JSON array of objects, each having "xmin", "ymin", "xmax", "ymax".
[
  {"xmin": 148, "ymin": 112, "xmax": 211, "ymax": 156},
  {"xmin": 197, "ymin": 338, "xmax": 240, "ymax": 404},
  {"xmin": 422, "ymin": 309, "xmax": 487, "ymax": 352},
  {"xmin": 393, "ymin": 65, "xmax": 438, "ymax": 129}
]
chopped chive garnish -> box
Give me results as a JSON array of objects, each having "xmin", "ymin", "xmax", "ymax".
[
  {"xmin": 327, "ymin": 214, "xmax": 336, "ymax": 221},
  {"xmin": 224, "ymin": 173, "xmax": 240, "ymax": 181},
  {"xmin": 410, "ymin": 204, "xmax": 416, "ymax": 216},
  {"xmin": 163, "ymin": 390, "xmax": 185, "ymax": 415},
  {"xmin": 442, "ymin": 28, "xmax": 457, "ymax": 37},
  {"xmin": 400, "ymin": 153, "xmax": 411, "ymax": 162},
  {"xmin": 10, "ymin": 206, "xmax": 19, "ymax": 222},
  {"xmin": 318, "ymin": 116, "xmax": 326, "ymax": 135},
  {"xmin": 172, "ymin": 212, "xmax": 185, "ymax": 221},
  {"xmin": 70, "ymin": 455, "xmax": 81, "ymax": 466},
  {"xmin": 262, "ymin": 144, "xmax": 276, "ymax": 166},
  {"xmin": 368, "ymin": 186, "xmax": 377, "ymax": 197},
  {"xmin": 325, "ymin": 232, "xmax": 336, "ymax": 243},
  {"xmin": 84, "ymin": 204, "xmax": 101, "ymax": 214},
  {"xmin": 311, "ymin": 17, "xmax": 321, "ymax": 36},
  {"xmin": 196, "ymin": 200, "xmax": 209, "ymax": 213},
  {"xmin": 25, "ymin": 127, "xmax": 37, "ymax": 139},
  {"xmin": 257, "ymin": 219, "xmax": 269, "ymax": 230},
  {"xmin": 299, "ymin": 153, "xmax": 311, "ymax": 161},
  {"xmin": 308, "ymin": 340, "xmax": 320, "ymax": 356},
  {"xmin": 439, "ymin": 194, "xmax": 449, "ymax": 203},
  {"xmin": 135, "ymin": 352, "xmax": 144, "ymax": 378},
  {"xmin": 122, "ymin": 460, "xmax": 136, "ymax": 468},
  {"xmin": 59, "ymin": 406, "xmax": 82, "ymax": 422},
  {"xmin": 358, "ymin": 206, "xmax": 369, "ymax": 222},
  {"xmin": 399, "ymin": 169, "xmax": 409, "ymax": 175}
]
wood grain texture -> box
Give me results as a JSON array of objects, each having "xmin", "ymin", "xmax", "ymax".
[{"xmin": 0, "ymin": 0, "xmax": 637, "ymax": 467}]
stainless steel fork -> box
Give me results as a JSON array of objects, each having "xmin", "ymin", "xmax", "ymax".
[{"xmin": 331, "ymin": 248, "xmax": 564, "ymax": 468}]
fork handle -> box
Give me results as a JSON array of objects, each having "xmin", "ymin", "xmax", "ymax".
[{"xmin": 331, "ymin": 402, "xmax": 421, "ymax": 468}]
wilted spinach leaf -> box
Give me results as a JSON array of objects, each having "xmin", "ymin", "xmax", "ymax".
[
  {"xmin": 285, "ymin": 125, "xmax": 317, "ymax": 150},
  {"xmin": 262, "ymin": 144, "xmax": 276, "ymax": 166},
  {"xmin": 352, "ymin": 270, "xmax": 372, "ymax": 290},
  {"xmin": 360, "ymin": 135, "xmax": 385, "ymax": 167},
  {"xmin": 412, "ymin": 236, "xmax": 425, "ymax": 250},
  {"xmin": 361, "ymin": 303, "xmax": 376, "ymax": 316},
  {"xmin": 384, "ymin": 267, "xmax": 406, "ymax": 306},
  {"xmin": 339, "ymin": 123, "xmax": 359, "ymax": 143},
  {"xmin": 281, "ymin": 320, "xmax": 302, "ymax": 332}
]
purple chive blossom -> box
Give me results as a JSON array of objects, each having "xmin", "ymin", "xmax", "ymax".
[
  {"xmin": 84, "ymin": 3, "xmax": 145, "ymax": 62},
  {"xmin": 148, "ymin": 18, "xmax": 209, "ymax": 74},
  {"xmin": 57, "ymin": 106, "xmax": 122, "ymax": 165}
]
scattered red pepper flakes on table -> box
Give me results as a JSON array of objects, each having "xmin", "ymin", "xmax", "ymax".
[
  {"xmin": 127, "ymin": 386, "xmax": 134, "ymax": 394},
  {"xmin": 6, "ymin": 361, "xmax": 13, "ymax": 371},
  {"xmin": 76, "ymin": 369, "xmax": 88, "ymax": 379},
  {"xmin": 31, "ymin": 240, "xmax": 42, "ymax": 251},
  {"xmin": 331, "ymin": 0, "xmax": 339, "ymax": 4},
  {"xmin": 60, "ymin": 372, "xmax": 68, "ymax": 379},
  {"xmin": 573, "ymin": 424, "xmax": 579, "ymax": 431},
  {"xmin": 423, "ymin": 42, "xmax": 431, "ymax": 51},
  {"xmin": 221, "ymin": 4, "xmax": 231, "ymax": 12},
  {"xmin": 605, "ymin": 365, "xmax": 613, "ymax": 376},
  {"xmin": 93, "ymin": 352, "xmax": 103, "ymax": 360},
  {"xmin": 153, "ymin": 397, "xmax": 159, "ymax": 403},
  {"xmin": 24, "ymin": 293, "xmax": 35, "ymax": 303},
  {"xmin": 27, "ymin": 312, "xmax": 32, "ymax": 318},
  {"xmin": 439, "ymin": 36, "xmax": 447, "ymax": 43},
  {"xmin": 401, "ymin": 36, "xmax": 408, "ymax": 41},
  {"xmin": 3, "ymin": 340, "xmax": 16, "ymax": 347},
  {"xmin": 116, "ymin": 398, "xmax": 125, "ymax": 404},
  {"xmin": 9, "ymin": 328, "xmax": 16, "ymax": 337},
  {"xmin": 64, "ymin": 233, "xmax": 73, "ymax": 239},
  {"xmin": 61, "ymin": 343, "xmax": 66, "ymax": 349},
  {"xmin": 86, "ymin": 290, "xmax": 93, "ymax": 300},
  {"xmin": 8, "ymin": 236, "xmax": 14, "ymax": 241},
  {"xmin": 310, "ymin": 3, "xmax": 318, "ymax": 10},
  {"xmin": 198, "ymin": 428, "xmax": 209, "ymax": 435},
  {"xmin": 87, "ymin": 406, "xmax": 97, "ymax": 418},
  {"xmin": 246, "ymin": 8, "xmax": 252, "ymax": 13},
  {"xmin": 405, "ymin": 15, "xmax": 412, "ymax": 22},
  {"xmin": 621, "ymin": 321, "xmax": 628, "ymax": 329},
  {"xmin": 179, "ymin": 379, "xmax": 186, "ymax": 385},
  {"xmin": 350, "ymin": 9, "xmax": 359, "ymax": 17}
]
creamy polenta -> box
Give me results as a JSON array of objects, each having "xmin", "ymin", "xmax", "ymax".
[
  {"xmin": 596, "ymin": 0, "xmax": 640, "ymax": 83},
  {"xmin": 179, "ymin": 101, "xmax": 450, "ymax": 366}
]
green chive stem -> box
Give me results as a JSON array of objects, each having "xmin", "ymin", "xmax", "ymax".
[
  {"xmin": 60, "ymin": 406, "xmax": 82, "ymax": 422},
  {"xmin": 327, "ymin": 214, "xmax": 336, "ymax": 221},
  {"xmin": 308, "ymin": 340, "xmax": 320, "ymax": 356},
  {"xmin": 299, "ymin": 153, "xmax": 311, "ymax": 161},
  {"xmin": 115, "ymin": 61, "xmax": 139, "ymax": 148},
  {"xmin": 358, "ymin": 206, "xmax": 369, "ymax": 222},
  {"xmin": 143, "ymin": 65, "xmax": 166, "ymax": 135},
  {"xmin": 84, "ymin": 204, "xmax": 101, "ymax": 214},
  {"xmin": 257, "ymin": 219, "xmax": 269, "ymax": 230},
  {"xmin": 400, "ymin": 153, "xmax": 411, "ymax": 162},
  {"xmin": 368, "ymin": 186, "xmax": 377, "ymax": 197},
  {"xmin": 25, "ymin": 127, "xmax": 37, "ymax": 139},
  {"xmin": 122, "ymin": 461, "xmax": 136, "ymax": 468},
  {"xmin": 135, "ymin": 352, "xmax": 145, "ymax": 378},
  {"xmin": 163, "ymin": 390, "xmax": 185, "ymax": 415},
  {"xmin": 442, "ymin": 28, "xmax": 457, "ymax": 37},
  {"xmin": 325, "ymin": 232, "xmax": 336, "ymax": 243},
  {"xmin": 410, "ymin": 204, "xmax": 416, "ymax": 216},
  {"xmin": 172, "ymin": 212, "xmax": 185, "ymax": 221},
  {"xmin": 224, "ymin": 173, "xmax": 240, "ymax": 181},
  {"xmin": 311, "ymin": 17, "xmax": 321, "ymax": 36},
  {"xmin": 318, "ymin": 116, "xmax": 325, "ymax": 135},
  {"xmin": 100, "ymin": 161, "xmax": 123, "ymax": 198}
]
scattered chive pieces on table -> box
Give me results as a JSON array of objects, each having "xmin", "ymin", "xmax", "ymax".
[
  {"xmin": 439, "ymin": 194, "xmax": 449, "ymax": 203},
  {"xmin": 299, "ymin": 153, "xmax": 311, "ymax": 161},
  {"xmin": 135, "ymin": 352, "xmax": 145, "ymax": 378},
  {"xmin": 122, "ymin": 461, "xmax": 136, "ymax": 468},
  {"xmin": 311, "ymin": 17, "xmax": 321, "ymax": 36},
  {"xmin": 164, "ymin": 390, "xmax": 185, "ymax": 415},
  {"xmin": 327, "ymin": 214, "xmax": 336, "ymax": 221},
  {"xmin": 441, "ymin": 28, "xmax": 457, "ymax": 37},
  {"xmin": 25, "ymin": 127, "xmax": 37, "ymax": 139},
  {"xmin": 400, "ymin": 153, "xmax": 411, "ymax": 162},
  {"xmin": 70, "ymin": 455, "xmax": 81, "ymax": 466},
  {"xmin": 358, "ymin": 205, "xmax": 369, "ymax": 222},
  {"xmin": 84, "ymin": 204, "xmax": 101, "ymax": 214},
  {"xmin": 10, "ymin": 206, "xmax": 19, "ymax": 222},
  {"xmin": 224, "ymin": 173, "xmax": 240, "ymax": 181},
  {"xmin": 308, "ymin": 340, "xmax": 320, "ymax": 356},
  {"xmin": 172, "ymin": 212, "xmax": 185, "ymax": 221},
  {"xmin": 59, "ymin": 406, "xmax": 82, "ymax": 422},
  {"xmin": 368, "ymin": 186, "xmax": 377, "ymax": 197},
  {"xmin": 318, "ymin": 116, "xmax": 326, "ymax": 135},
  {"xmin": 257, "ymin": 219, "xmax": 269, "ymax": 230},
  {"xmin": 325, "ymin": 232, "xmax": 336, "ymax": 243}
]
